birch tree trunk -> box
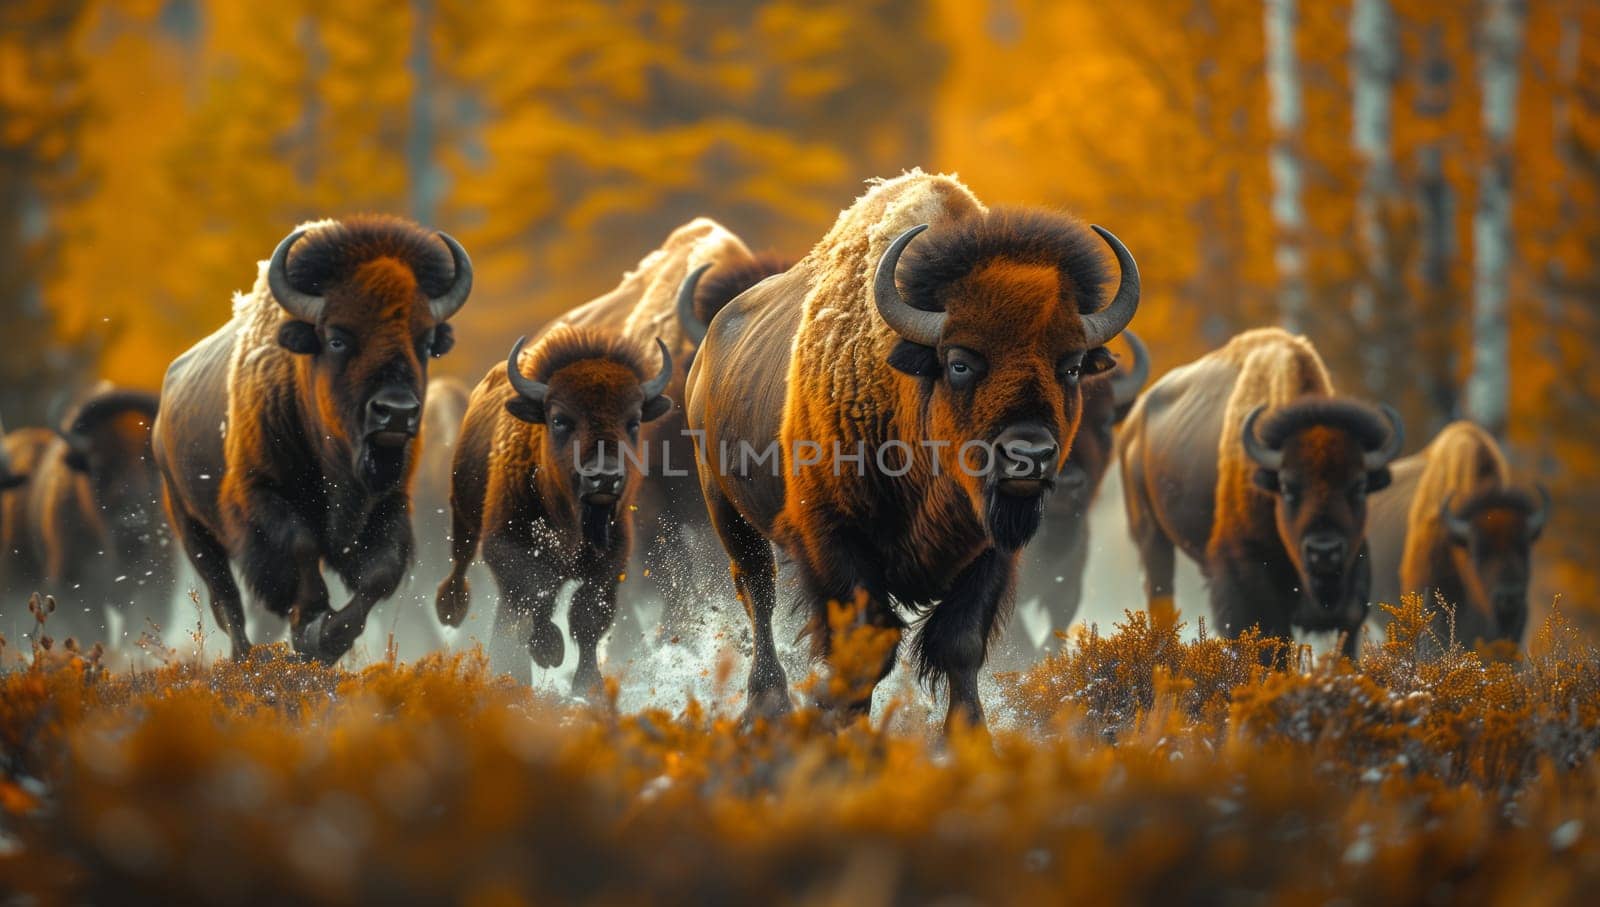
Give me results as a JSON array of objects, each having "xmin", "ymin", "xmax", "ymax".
[
  {"xmin": 1264, "ymin": 0, "xmax": 1307, "ymax": 332},
  {"xmin": 407, "ymin": 0, "xmax": 440, "ymax": 227},
  {"xmin": 1465, "ymin": 0, "xmax": 1528, "ymax": 438},
  {"xmin": 1413, "ymin": 25, "xmax": 1460, "ymax": 431},
  {"xmin": 1350, "ymin": 0, "xmax": 1400, "ymax": 392}
]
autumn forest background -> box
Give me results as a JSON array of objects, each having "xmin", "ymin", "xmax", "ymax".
[{"xmin": 2, "ymin": 0, "xmax": 1595, "ymax": 624}]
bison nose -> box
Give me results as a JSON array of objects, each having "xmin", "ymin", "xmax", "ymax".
[
  {"xmin": 1302, "ymin": 535, "xmax": 1346, "ymax": 573},
  {"xmin": 367, "ymin": 389, "xmax": 421, "ymax": 436},
  {"xmin": 995, "ymin": 426, "xmax": 1059, "ymax": 480},
  {"xmin": 580, "ymin": 466, "xmax": 625, "ymax": 503}
]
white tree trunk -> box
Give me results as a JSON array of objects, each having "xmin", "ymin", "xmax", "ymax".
[
  {"xmin": 1465, "ymin": 0, "xmax": 1528, "ymax": 437},
  {"xmin": 1265, "ymin": 0, "xmax": 1307, "ymax": 332},
  {"xmin": 1414, "ymin": 25, "xmax": 1459, "ymax": 429},
  {"xmin": 407, "ymin": 0, "xmax": 441, "ymax": 226},
  {"xmin": 1350, "ymin": 0, "xmax": 1399, "ymax": 389}
]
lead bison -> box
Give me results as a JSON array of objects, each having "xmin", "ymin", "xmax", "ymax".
[
  {"xmin": 1117, "ymin": 328, "xmax": 1403, "ymax": 657},
  {"xmin": 1366, "ymin": 420, "xmax": 1547, "ymax": 647},
  {"xmin": 686, "ymin": 170, "xmax": 1139, "ymax": 730},
  {"xmin": 1, "ymin": 390, "xmax": 172, "ymax": 646},
  {"xmin": 541, "ymin": 219, "xmax": 786, "ymax": 639},
  {"xmin": 153, "ymin": 215, "xmax": 472, "ymax": 662},
  {"xmin": 434, "ymin": 327, "xmax": 672, "ymax": 691},
  {"xmin": 1012, "ymin": 331, "xmax": 1148, "ymax": 649}
]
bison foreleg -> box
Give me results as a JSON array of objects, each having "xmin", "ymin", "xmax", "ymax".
[
  {"xmin": 482, "ymin": 526, "xmax": 563, "ymax": 681},
  {"xmin": 568, "ymin": 572, "xmax": 619, "ymax": 697},
  {"xmin": 304, "ymin": 497, "xmax": 414, "ymax": 664},
  {"xmin": 914, "ymin": 547, "xmax": 1015, "ymax": 734},
  {"xmin": 169, "ymin": 508, "xmax": 251, "ymax": 659}
]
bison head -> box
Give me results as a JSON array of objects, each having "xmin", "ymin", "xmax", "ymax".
[
  {"xmin": 505, "ymin": 329, "xmax": 673, "ymax": 549},
  {"xmin": 1441, "ymin": 485, "xmax": 1549, "ymax": 641},
  {"xmin": 1243, "ymin": 400, "xmax": 1403, "ymax": 612},
  {"xmin": 55, "ymin": 390, "xmax": 162, "ymax": 552},
  {"xmin": 874, "ymin": 211, "xmax": 1140, "ymax": 551},
  {"xmin": 1060, "ymin": 331, "xmax": 1148, "ymax": 509},
  {"xmin": 268, "ymin": 217, "xmax": 471, "ymax": 490}
]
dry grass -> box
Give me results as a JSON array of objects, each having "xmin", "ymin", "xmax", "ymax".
[{"xmin": 2, "ymin": 595, "xmax": 1599, "ymax": 905}]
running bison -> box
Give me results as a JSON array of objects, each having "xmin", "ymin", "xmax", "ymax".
[
  {"xmin": 1366, "ymin": 421, "xmax": 1547, "ymax": 647},
  {"xmin": 1013, "ymin": 331, "xmax": 1149, "ymax": 649},
  {"xmin": 153, "ymin": 215, "xmax": 472, "ymax": 662},
  {"xmin": 540, "ymin": 219, "xmax": 787, "ymax": 640},
  {"xmin": 0, "ymin": 390, "xmax": 172, "ymax": 646},
  {"xmin": 1117, "ymin": 328, "xmax": 1403, "ymax": 657},
  {"xmin": 434, "ymin": 327, "xmax": 672, "ymax": 691},
  {"xmin": 686, "ymin": 170, "xmax": 1139, "ymax": 730},
  {"xmin": 0, "ymin": 412, "xmax": 26, "ymax": 493}
]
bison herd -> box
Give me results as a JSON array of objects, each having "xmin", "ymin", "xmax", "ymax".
[{"xmin": 0, "ymin": 171, "xmax": 1551, "ymax": 730}]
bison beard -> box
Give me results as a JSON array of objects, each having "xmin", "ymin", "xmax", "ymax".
[
  {"xmin": 986, "ymin": 487, "xmax": 1047, "ymax": 553},
  {"xmin": 581, "ymin": 502, "xmax": 616, "ymax": 550},
  {"xmin": 359, "ymin": 438, "xmax": 411, "ymax": 490}
]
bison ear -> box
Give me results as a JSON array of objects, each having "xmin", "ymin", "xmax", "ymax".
[
  {"xmin": 430, "ymin": 324, "xmax": 455, "ymax": 358},
  {"xmin": 887, "ymin": 340, "xmax": 940, "ymax": 378},
  {"xmin": 0, "ymin": 473, "xmax": 27, "ymax": 491},
  {"xmin": 1083, "ymin": 346, "xmax": 1117, "ymax": 377},
  {"xmin": 505, "ymin": 397, "xmax": 545, "ymax": 425},
  {"xmin": 641, "ymin": 394, "xmax": 673, "ymax": 423},
  {"xmin": 1365, "ymin": 467, "xmax": 1392, "ymax": 494},
  {"xmin": 63, "ymin": 449, "xmax": 90, "ymax": 474},
  {"xmin": 1252, "ymin": 468, "xmax": 1279, "ymax": 494},
  {"xmin": 277, "ymin": 321, "xmax": 321, "ymax": 355}
]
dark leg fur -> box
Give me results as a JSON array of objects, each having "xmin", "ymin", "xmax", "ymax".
[
  {"xmin": 169, "ymin": 508, "xmax": 250, "ymax": 659},
  {"xmin": 482, "ymin": 525, "xmax": 563, "ymax": 680},
  {"xmin": 914, "ymin": 547, "xmax": 1014, "ymax": 732},
  {"xmin": 568, "ymin": 572, "xmax": 618, "ymax": 697},
  {"xmin": 705, "ymin": 490, "xmax": 789, "ymax": 720}
]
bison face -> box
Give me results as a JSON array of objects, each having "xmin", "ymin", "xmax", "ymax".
[
  {"xmin": 267, "ymin": 225, "xmax": 471, "ymax": 491},
  {"xmin": 505, "ymin": 336, "xmax": 673, "ymax": 550},
  {"xmin": 1443, "ymin": 486, "xmax": 1549, "ymax": 641},
  {"xmin": 58, "ymin": 405, "xmax": 163, "ymax": 552},
  {"xmin": 875, "ymin": 221, "xmax": 1139, "ymax": 552},
  {"xmin": 1243, "ymin": 403, "xmax": 1403, "ymax": 612}
]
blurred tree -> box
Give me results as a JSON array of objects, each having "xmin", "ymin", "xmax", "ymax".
[
  {"xmin": 1464, "ymin": 0, "xmax": 1526, "ymax": 438},
  {"xmin": 0, "ymin": 0, "xmax": 102, "ymax": 425},
  {"xmin": 1264, "ymin": 0, "xmax": 1308, "ymax": 332},
  {"xmin": 1350, "ymin": 0, "xmax": 1405, "ymax": 396}
]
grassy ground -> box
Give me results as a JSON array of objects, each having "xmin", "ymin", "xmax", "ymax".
[{"xmin": 1, "ymin": 598, "xmax": 1598, "ymax": 905}]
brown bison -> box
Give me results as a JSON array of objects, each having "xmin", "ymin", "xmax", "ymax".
[
  {"xmin": 1013, "ymin": 331, "xmax": 1149, "ymax": 647},
  {"xmin": 1117, "ymin": 328, "xmax": 1403, "ymax": 657},
  {"xmin": 0, "ymin": 413, "xmax": 26, "ymax": 493},
  {"xmin": 434, "ymin": 327, "xmax": 673, "ymax": 691},
  {"xmin": 686, "ymin": 170, "xmax": 1140, "ymax": 729},
  {"xmin": 153, "ymin": 215, "xmax": 472, "ymax": 662},
  {"xmin": 1366, "ymin": 421, "xmax": 1547, "ymax": 646},
  {"xmin": 541, "ymin": 219, "xmax": 787, "ymax": 637},
  {"xmin": 0, "ymin": 390, "xmax": 172, "ymax": 645}
]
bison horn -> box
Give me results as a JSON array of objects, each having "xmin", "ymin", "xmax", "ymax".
[
  {"xmin": 1441, "ymin": 494, "xmax": 1473, "ymax": 544},
  {"xmin": 676, "ymin": 263, "xmax": 712, "ymax": 344},
  {"xmin": 1362, "ymin": 404, "xmax": 1405, "ymax": 471},
  {"xmin": 1081, "ymin": 225, "xmax": 1142, "ymax": 348},
  {"xmin": 874, "ymin": 224, "xmax": 945, "ymax": 347},
  {"xmin": 1529, "ymin": 483, "xmax": 1551, "ymax": 535},
  {"xmin": 1108, "ymin": 330, "xmax": 1150, "ymax": 408},
  {"xmin": 267, "ymin": 229, "xmax": 325, "ymax": 323},
  {"xmin": 505, "ymin": 336, "xmax": 548, "ymax": 404},
  {"xmin": 1240, "ymin": 405, "xmax": 1284, "ymax": 471},
  {"xmin": 53, "ymin": 427, "xmax": 90, "ymax": 459},
  {"xmin": 429, "ymin": 232, "xmax": 473, "ymax": 322},
  {"xmin": 642, "ymin": 338, "xmax": 673, "ymax": 400}
]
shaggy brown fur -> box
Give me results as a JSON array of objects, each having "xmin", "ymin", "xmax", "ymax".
[
  {"xmin": 154, "ymin": 215, "xmax": 469, "ymax": 664},
  {"xmin": 1, "ymin": 392, "xmax": 171, "ymax": 646},
  {"xmin": 1368, "ymin": 421, "xmax": 1540, "ymax": 645},
  {"xmin": 1119, "ymin": 328, "xmax": 1399, "ymax": 658},
  {"xmin": 435, "ymin": 327, "xmax": 672, "ymax": 692},
  {"xmin": 689, "ymin": 169, "xmax": 1135, "ymax": 731},
  {"xmin": 545, "ymin": 218, "xmax": 787, "ymax": 638}
]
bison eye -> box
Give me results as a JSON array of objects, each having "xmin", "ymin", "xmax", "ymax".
[
  {"xmin": 550, "ymin": 415, "xmax": 575, "ymax": 434},
  {"xmin": 945, "ymin": 348, "xmax": 985, "ymax": 390},
  {"xmin": 327, "ymin": 336, "xmax": 349, "ymax": 354}
]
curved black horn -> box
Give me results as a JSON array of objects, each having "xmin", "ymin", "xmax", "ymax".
[
  {"xmin": 642, "ymin": 338, "xmax": 673, "ymax": 400},
  {"xmin": 1440, "ymin": 493, "xmax": 1473, "ymax": 544},
  {"xmin": 676, "ymin": 263, "xmax": 712, "ymax": 345},
  {"xmin": 1240, "ymin": 405, "xmax": 1283, "ymax": 471},
  {"xmin": 873, "ymin": 224, "xmax": 945, "ymax": 347},
  {"xmin": 1108, "ymin": 330, "xmax": 1151, "ymax": 407},
  {"xmin": 1529, "ymin": 483, "xmax": 1551, "ymax": 535},
  {"xmin": 1081, "ymin": 225, "xmax": 1141, "ymax": 347},
  {"xmin": 429, "ymin": 232, "xmax": 473, "ymax": 322},
  {"xmin": 1362, "ymin": 404, "xmax": 1405, "ymax": 471},
  {"xmin": 505, "ymin": 336, "xmax": 548, "ymax": 403},
  {"xmin": 266, "ymin": 229, "xmax": 325, "ymax": 322}
]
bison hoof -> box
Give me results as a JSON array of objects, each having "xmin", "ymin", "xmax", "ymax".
[
  {"xmin": 228, "ymin": 640, "xmax": 254, "ymax": 662},
  {"xmin": 527, "ymin": 621, "xmax": 564, "ymax": 669},
  {"xmin": 435, "ymin": 576, "xmax": 470, "ymax": 627},
  {"xmin": 293, "ymin": 609, "xmax": 366, "ymax": 665},
  {"xmin": 740, "ymin": 686, "xmax": 793, "ymax": 727},
  {"xmin": 571, "ymin": 664, "xmax": 603, "ymax": 699}
]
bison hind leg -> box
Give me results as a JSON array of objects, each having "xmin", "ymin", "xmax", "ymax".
[
  {"xmin": 704, "ymin": 491, "xmax": 791, "ymax": 723},
  {"xmin": 169, "ymin": 510, "xmax": 251, "ymax": 659}
]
